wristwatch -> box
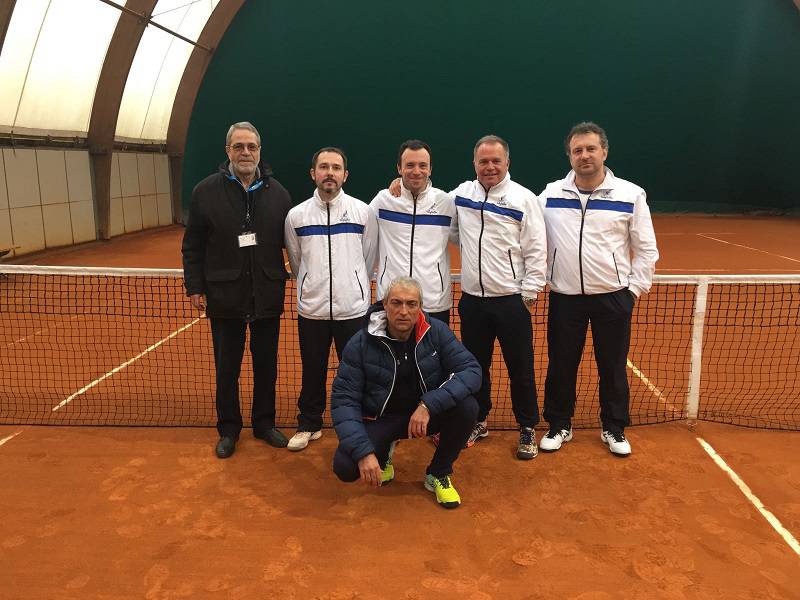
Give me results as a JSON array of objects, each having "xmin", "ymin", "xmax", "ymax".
[{"xmin": 521, "ymin": 295, "xmax": 536, "ymax": 308}]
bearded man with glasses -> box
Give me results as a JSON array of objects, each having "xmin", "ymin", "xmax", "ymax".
[{"xmin": 182, "ymin": 121, "xmax": 293, "ymax": 459}]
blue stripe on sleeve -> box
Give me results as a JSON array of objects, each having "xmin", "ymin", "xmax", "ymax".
[
  {"xmin": 455, "ymin": 196, "xmax": 523, "ymax": 222},
  {"xmin": 587, "ymin": 199, "xmax": 634, "ymax": 213},
  {"xmin": 295, "ymin": 223, "xmax": 366, "ymax": 236},
  {"xmin": 378, "ymin": 209, "xmax": 451, "ymax": 226},
  {"xmin": 546, "ymin": 197, "xmax": 582, "ymax": 209}
]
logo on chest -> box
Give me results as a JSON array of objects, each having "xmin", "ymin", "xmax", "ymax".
[{"xmin": 340, "ymin": 210, "xmax": 350, "ymax": 222}]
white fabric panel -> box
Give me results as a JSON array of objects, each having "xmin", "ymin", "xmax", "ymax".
[
  {"xmin": 0, "ymin": 0, "xmax": 122, "ymax": 134},
  {"xmin": 141, "ymin": 194, "xmax": 159, "ymax": 228},
  {"xmin": 42, "ymin": 202, "xmax": 73, "ymax": 247},
  {"xmin": 10, "ymin": 206, "xmax": 45, "ymax": 253},
  {"xmin": 3, "ymin": 149, "xmax": 40, "ymax": 208},
  {"xmin": 110, "ymin": 196, "xmax": 125, "ymax": 236},
  {"xmin": 36, "ymin": 150, "xmax": 68, "ymax": 205},
  {"xmin": 122, "ymin": 196, "xmax": 143, "ymax": 232},
  {"xmin": 110, "ymin": 153, "xmax": 123, "ymax": 199},
  {"xmin": 65, "ymin": 151, "xmax": 93, "ymax": 203},
  {"xmin": 118, "ymin": 153, "xmax": 140, "ymax": 198},
  {"xmin": 154, "ymin": 154, "xmax": 171, "ymax": 194},
  {"xmin": 115, "ymin": 1, "xmax": 219, "ymax": 142},
  {"xmin": 0, "ymin": 209, "xmax": 12, "ymax": 251},
  {"xmin": 157, "ymin": 193, "xmax": 172, "ymax": 225},
  {"xmin": 70, "ymin": 200, "xmax": 97, "ymax": 244},
  {"xmin": 137, "ymin": 153, "xmax": 156, "ymax": 195}
]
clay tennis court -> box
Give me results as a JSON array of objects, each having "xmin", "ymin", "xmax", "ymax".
[{"xmin": 1, "ymin": 215, "xmax": 799, "ymax": 598}]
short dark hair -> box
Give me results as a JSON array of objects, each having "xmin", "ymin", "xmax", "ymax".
[
  {"xmin": 565, "ymin": 122, "xmax": 609, "ymax": 155},
  {"xmin": 311, "ymin": 147, "xmax": 348, "ymax": 170},
  {"xmin": 474, "ymin": 134, "xmax": 510, "ymax": 159},
  {"xmin": 397, "ymin": 139, "xmax": 432, "ymax": 166}
]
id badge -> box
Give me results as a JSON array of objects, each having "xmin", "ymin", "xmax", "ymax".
[{"xmin": 238, "ymin": 232, "xmax": 258, "ymax": 247}]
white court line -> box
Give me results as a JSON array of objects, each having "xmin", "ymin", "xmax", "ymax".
[
  {"xmin": 626, "ymin": 359, "xmax": 678, "ymax": 413},
  {"xmin": 52, "ymin": 317, "xmax": 203, "ymax": 412},
  {"xmin": 657, "ymin": 232, "xmax": 734, "ymax": 236},
  {"xmin": 5, "ymin": 315, "xmax": 81, "ymax": 348},
  {"xmin": 696, "ymin": 437, "xmax": 800, "ymax": 557},
  {"xmin": 0, "ymin": 431, "xmax": 23, "ymax": 447},
  {"xmin": 698, "ymin": 234, "xmax": 800, "ymax": 264}
]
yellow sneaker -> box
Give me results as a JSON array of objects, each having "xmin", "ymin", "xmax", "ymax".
[
  {"xmin": 424, "ymin": 474, "xmax": 461, "ymax": 509},
  {"xmin": 381, "ymin": 441, "xmax": 397, "ymax": 486},
  {"xmin": 380, "ymin": 457, "xmax": 394, "ymax": 485}
]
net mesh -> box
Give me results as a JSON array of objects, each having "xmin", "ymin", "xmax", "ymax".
[{"xmin": 1, "ymin": 267, "xmax": 798, "ymax": 430}]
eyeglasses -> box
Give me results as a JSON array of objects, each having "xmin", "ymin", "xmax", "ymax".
[{"xmin": 227, "ymin": 143, "xmax": 260, "ymax": 153}]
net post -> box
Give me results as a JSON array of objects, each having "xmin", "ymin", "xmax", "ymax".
[{"xmin": 685, "ymin": 278, "xmax": 709, "ymax": 425}]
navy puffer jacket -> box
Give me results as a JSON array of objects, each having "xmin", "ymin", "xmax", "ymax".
[{"xmin": 331, "ymin": 303, "xmax": 481, "ymax": 462}]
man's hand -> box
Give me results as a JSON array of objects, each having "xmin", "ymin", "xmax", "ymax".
[
  {"xmin": 408, "ymin": 403, "xmax": 430, "ymax": 439},
  {"xmin": 388, "ymin": 178, "xmax": 402, "ymax": 197},
  {"xmin": 357, "ymin": 453, "xmax": 383, "ymax": 487},
  {"xmin": 190, "ymin": 293, "xmax": 206, "ymax": 312}
]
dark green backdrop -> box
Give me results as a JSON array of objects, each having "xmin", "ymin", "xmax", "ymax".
[{"xmin": 183, "ymin": 0, "xmax": 800, "ymax": 214}]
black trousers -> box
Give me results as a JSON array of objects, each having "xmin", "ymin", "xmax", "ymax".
[
  {"xmin": 457, "ymin": 293, "xmax": 539, "ymax": 428},
  {"xmin": 297, "ymin": 315, "xmax": 363, "ymax": 431},
  {"xmin": 332, "ymin": 397, "xmax": 478, "ymax": 480},
  {"xmin": 209, "ymin": 317, "xmax": 280, "ymax": 439},
  {"xmin": 427, "ymin": 309, "xmax": 451, "ymax": 327},
  {"xmin": 543, "ymin": 289, "xmax": 634, "ymax": 433}
]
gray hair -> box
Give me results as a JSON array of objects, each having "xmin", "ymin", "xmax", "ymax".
[
  {"xmin": 474, "ymin": 134, "xmax": 510, "ymax": 159},
  {"xmin": 226, "ymin": 121, "xmax": 261, "ymax": 146},
  {"xmin": 564, "ymin": 121, "xmax": 608, "ymax": 155},
  {"xmin": 385, "ymin": 276, "xmax": 423, "ymax": 306}
]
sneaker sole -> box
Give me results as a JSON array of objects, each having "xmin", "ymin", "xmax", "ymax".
[
  {"xmin": 465, "ymin": 431, "xmax": 488, "ymax": 448},
  {"xmin": 601, "ymin": 433, "xmax": 631, "ymax": 457},
  {"xmin": 540, "ymin": 434, "xmax": 573, "ymax": 453},
  {"xmin": 424, "ymin": 480, "xmax": 460, "ymax": 509},
  {"xmin": 516, "ymin": 449, "xmax": 538, "ymax": 460}
]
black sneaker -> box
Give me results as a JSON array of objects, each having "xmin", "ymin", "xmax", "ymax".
[
  {"xmin": 215, "ymin": 436, "xmax": 236, "ymax": 459},
  {"xmin": 255, "ymin": 427, "xmax": 289, "ymax": 448},
  {"xmin": 516, "ymin": 427, "xmax": 537, "ymax": 460}
]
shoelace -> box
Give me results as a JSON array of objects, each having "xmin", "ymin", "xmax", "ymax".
[
  {"xmin": 609, "ymin": 431, "xmax": 626, "ymax": 443},
  {"xmin": 520, "ymin": 429, "xmax": 534, "ymax": 445},
  {"xmin": 546, "ymin": 429, "xmax": 565, "ymax": 440},
  {"xmin": 435, "ymin": 475, "xmax": 451, "ymax": 489}
]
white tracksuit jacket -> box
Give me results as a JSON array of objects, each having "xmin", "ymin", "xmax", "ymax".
[
  {"xmin": 284, "ymin": 189, "xmax": 378, "ymax": 320},
  {"xmin": 539, "ymin": 168, "xmax": 659, "ymax": 297},
  {"xmin": 453, "ymin": 172, "xmax": 547, "ymax": 298},
  {"xmin": 369, "ymin": 180, "xmax": 458, "ymax": 313}
]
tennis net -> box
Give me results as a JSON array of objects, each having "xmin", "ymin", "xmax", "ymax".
[{"xmin": 1, "ymin": 266, "xmax": 798, "ymax": 430}]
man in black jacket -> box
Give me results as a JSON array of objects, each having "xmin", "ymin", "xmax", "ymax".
[{"xmin": 182, "ymin": 121, "xmax": 292, "ymax": 458}]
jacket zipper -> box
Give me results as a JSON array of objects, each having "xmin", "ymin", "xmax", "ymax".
[
  {"xmin": 436, "ymin": 262, "xmax": 443, "ymax": 292},
  {"xmin": 355, "ymin": 270, "xmax": 364, "ymax": 300},
  {"xmin": 578, "ymin": 195, "xmax": 588, "ymax": 295},
  {"xmin": 409, "ymin": 195, "xmax": 417, "ymax": 277},
  {"xmin": 378, "ymin": 339, "xmax": 397, "ymax": 417},
  {"xmin": 549, "ymin": 247, "xmax": 558, "ymax": 283},
  {"xmin": 299, "ymin": 273, "xmax": 308, "ymax": 301},
  {"xmin": 327, "ymin": 202, "xmax": 333, "ymax": 320},
  {"xmin": 478, "ymin": 187, "xmax": 489, "ymax": 296},
  {"xmin": 507, "ymin": 248, "xmax": 516, "ymax": 279},
  {"xmin": 379, "ymin": 255, "xmax": 388, "ymax": 286},
  {"xmin": 612, "ymin": 252, "xmax": 621, "ymax": 284}
]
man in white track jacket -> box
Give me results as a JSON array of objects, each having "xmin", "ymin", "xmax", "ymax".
[
  {"xmin": 538, "ymin": 122, "xmax": 659, "ymax": 457},
  {"xmin": 370, "ymin": 140, "xmax": 458, "ymax": 325},
  {"xmin": 454, "ymin": 135, "xmax": 547, "ymax": 460},
  {"xmin": 284, "ymin": 147, "xmax": 378, "ymax": 451}
]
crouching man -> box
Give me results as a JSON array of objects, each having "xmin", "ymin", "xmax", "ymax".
[{"xmin": 331, "ymin": 276, "xmax": 480, "ymax": 509}]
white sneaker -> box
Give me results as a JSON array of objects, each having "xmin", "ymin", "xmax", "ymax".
[
  {"xmin": 540, "ymin": 428, "xmax": 573, "ymax": 452},
  {"xmin": 601, "ymin": 430, "xmax": 631, "ymax": 456},
  {"xmin": 287, "ymin": 430, "xmax": 322, "ymax": 451}
]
